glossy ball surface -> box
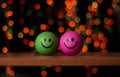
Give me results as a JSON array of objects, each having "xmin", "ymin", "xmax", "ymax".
[
  {"xmin": 35, "ymin": 31, "xmax": 58, "ymax": 55},
  {"xmin": 60, "ymin": 31, "xmax": 83, "ymax": 55}
]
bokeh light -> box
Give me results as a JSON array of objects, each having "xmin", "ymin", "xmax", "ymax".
[
  {"xmin": 23, "ymin": 27, "xmax": 29, "ymax": 34},
  {"xmin": 29, "ymin": 29, "xmax": 35, "ymax": 36},
  {"xmin": 100, "ymin": 42, "xmax": 106, "ymax": 49},
  {"xmin": 86, "ymin": 28, "xmax": 92, "ymax": 36},
  {"xmin": 8, "ymin": 0, "xmax": 13, "ymax": 5},
  {"xmin": 34, "ymin": 3, "xmax": 41, "ymax": 10},
  {"xmin": 1, "ymin": 2, "xmax": 7, "ymax": 8},
  {"xmin": 48, "ymin": 18, "xmax": 54, "ymax": 25},
  {"xmin": 41, "ymin": 70, "xmax": 47, "ymax": 77},
  {"xmin": 41, "ymin": 66, "xmax": 47, "ymax": 70},
  {"xmin": 81, "ymin": 45, "xmax": 88, "ymax": 53},
  {"xmin": 107, "ymin": 8, "xmax": 113, "ymax": 15},
  {"xmin": 91, "ymin": 33, "xmax": 98, "ymax": 40},
  {"xmin": 5, "ymin": 66, "xmax": 15, "ymax": 77},
  {"xmin": 58, "ymin": 26, "xmax": 65, "ymax": 33},
  {"xmin": 2, "ymin": 47, "xmax": 8, "ymax": 54},
  {"xmin": 2, "ymin": 25, "xmax": 8, "ymax": 31},
  {"xmin": 8, "ymin": 20, "xmax": 14, "ymax": 26},
  {"xmin": 7, "ymin": 33, "xmax": 13, "ymax": 40},
  {"xmin": 23, "ymin": 38, "xmax": 29, "ymax": 45},
  {"xmin": 9, "ymin": 70, "xmax": 15, "ymax": 77},
  {"xmin": 46, "ymin": 0, "xmax": 54, "ymax": 6},
  {"xmin": 5, "ymin": 10, "xmax": 13, "ymax": 17},
  {"xmin": 92, "ymin": 1, "xmax": 98, "ymax": 8},
  {"xmin": 29, "ymin": 41, "xmax": 35, "ymax": 48},
  {"xmin": 69, "ymin": 21, "xmax": 76, "ymax": 27},
  {"xmin": 85, "ymin": 37, "xmax": 92, "ymax": 44},
  {"xmin": 40, "ymin": 24, "xmax": 48, "ymax": 31},
  {"xmin": 18, "ymin": 32, "xmax": 24, "ymax": 39},
  {"xmin": 55, "ymin": 66, "xmax": 62, "ymax": 73},
  {"xmin": 94, "ymin": 40, "xmax": 100, "ymax": 48},
  {"xmin": 91, "ymin": 67, "xmax": 98, "ymax": 74}
]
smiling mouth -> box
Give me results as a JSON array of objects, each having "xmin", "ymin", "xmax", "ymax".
[
  {"xmin": 64, "ymin": 41, "xmax": 77, "ymax": 49},
  {"xmin": 41, "ymin": 41, "xmax": 54, "ymax": 48}
]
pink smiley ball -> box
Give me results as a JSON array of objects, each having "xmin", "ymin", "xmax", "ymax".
[{"xmin": 60, "ymin": 31, "xmax": 83, "ymax": 56}]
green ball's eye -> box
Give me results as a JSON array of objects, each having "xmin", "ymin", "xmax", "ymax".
[
  {"xmin": 44, "ymin": 38, "xmax": 46, "ymax": 42},
  {"xmin": 49, "ymin": 39, "xmax": 51, "ymax": 42}
]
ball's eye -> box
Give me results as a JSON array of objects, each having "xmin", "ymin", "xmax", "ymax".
[
  {"xmin": 71, "ymin": 37, "xmax": 74, "ymax": 42},
  {"xmin": 49, "ymin": 39, "xmax": 51, "ymax": 42},
  {"xmin": 44, "ymin": 38, "xmax": 46, "ymax": 42},
  {"xmin": 66, "ymin": 38, "xmax": 69, "ymax": 42}
]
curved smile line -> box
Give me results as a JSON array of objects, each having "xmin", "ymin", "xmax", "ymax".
[
  {"xmin": 41, "ymin": 41, "xmax": 54, "ymax": 48},
  {"xmin": 64, "ymin": 41, "xmax": 77, "ymax": 49}
]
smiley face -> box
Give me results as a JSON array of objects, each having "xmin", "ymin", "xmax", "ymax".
[
  {"xmin": 60, "ymin": 31, "xmax": 83, "ymax": 55},
  {"xmin": 35, "ymin": 31, "xmax": 58, "ymax": 55},
  {"xmin": 64, "ymin": 37, "xmax": 77, "ymax": 49},
  {"xmin": 40, "ymin": 38, "xmax": 54, "ymax": 48}
]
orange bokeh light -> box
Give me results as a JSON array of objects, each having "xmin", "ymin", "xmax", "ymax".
[
  {"xmin": 81, "ymin": 45, "xmax": 88, "ymax": 53},
  {"xmin": 69, "ymin": 21, "xmax": 75, "ymax": 27},
  {"xmin": 1, "ymin": 3, "xmax": 7, "ymax": 8},
  {"xmin": 7, "ymin": 33, "xmax": 13, "ymax": 40},
  {"xmin": 23, "ymin": 27, "xmax": 29, "ymax": 34},
  {"xmin": 29, "ymin": 29, "xmax": 35, "ymax": 36},
  {"xmin": 94, "ymin": 40, "xmax": 100, "ymax": 48},
  {"xmin": 47, "ymin": 0, "xmax": 54, "ymax": 6},
  {"xmin": 29, "ymin": 41, "xmax": 35, "ymax": 48},
  {"xmin": 40, "ymin": 24, "xmax": 48, "ymax": 30},
  {"xmin": 86, "ymin": 28, "xmax": 92, "ymax": 36},
  {"xmin": 8, "ymin": 20, "xmax": 14, "ymax": 26},
  {"xmin": 79, "ymin": 25, "xmax": 85, "ymax": 32},
  {"xmin": 5, "ymin": 10, "xmax": 13, "ymax": 17},
  {"xmin": 2, "ymin": 47, "xmax": 8, "ymax": 54},
  {"xmin": 100, "ymin": 42, "xmax": 106, "ymax": 49},
  {"xmin": 86, "ymin": 37, "xmax": 92, "ymax": 44},
  {"xmin": 58, "ymin": 26, "xmax": 65, "ymax": 33},
  {"xmin": 2, "ymin": 25, "xmax": 8, "ymax": 31}
]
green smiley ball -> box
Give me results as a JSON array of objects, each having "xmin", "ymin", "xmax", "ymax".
[{"xmin": 35, "ymin": 31, "xmax": 58, "ymax": 55}]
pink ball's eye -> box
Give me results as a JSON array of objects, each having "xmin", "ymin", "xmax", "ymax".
[
  {"xmin": 66, "ymin": 38, "xmax": 69, "ymax": 42},
  {"xmin": 71, "ymin": 37, "xmax": 74, "ymax": 42}
]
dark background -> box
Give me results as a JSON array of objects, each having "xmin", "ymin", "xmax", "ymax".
[
  {"xmin": 0, "ymin": 0, "xmax": 120, "ymax": 52},
  {"xmin": 0, "ymin": 66, "xmax": 120, "ymax": 77}
]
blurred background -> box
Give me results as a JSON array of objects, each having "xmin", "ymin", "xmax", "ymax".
[
  {"xmin": 0, "ymin": 0, "xmax": 120, "ymax": 77},
  {"xmin": 0, "ymin": 0, "xmax": 120, "ymax": 52}
]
